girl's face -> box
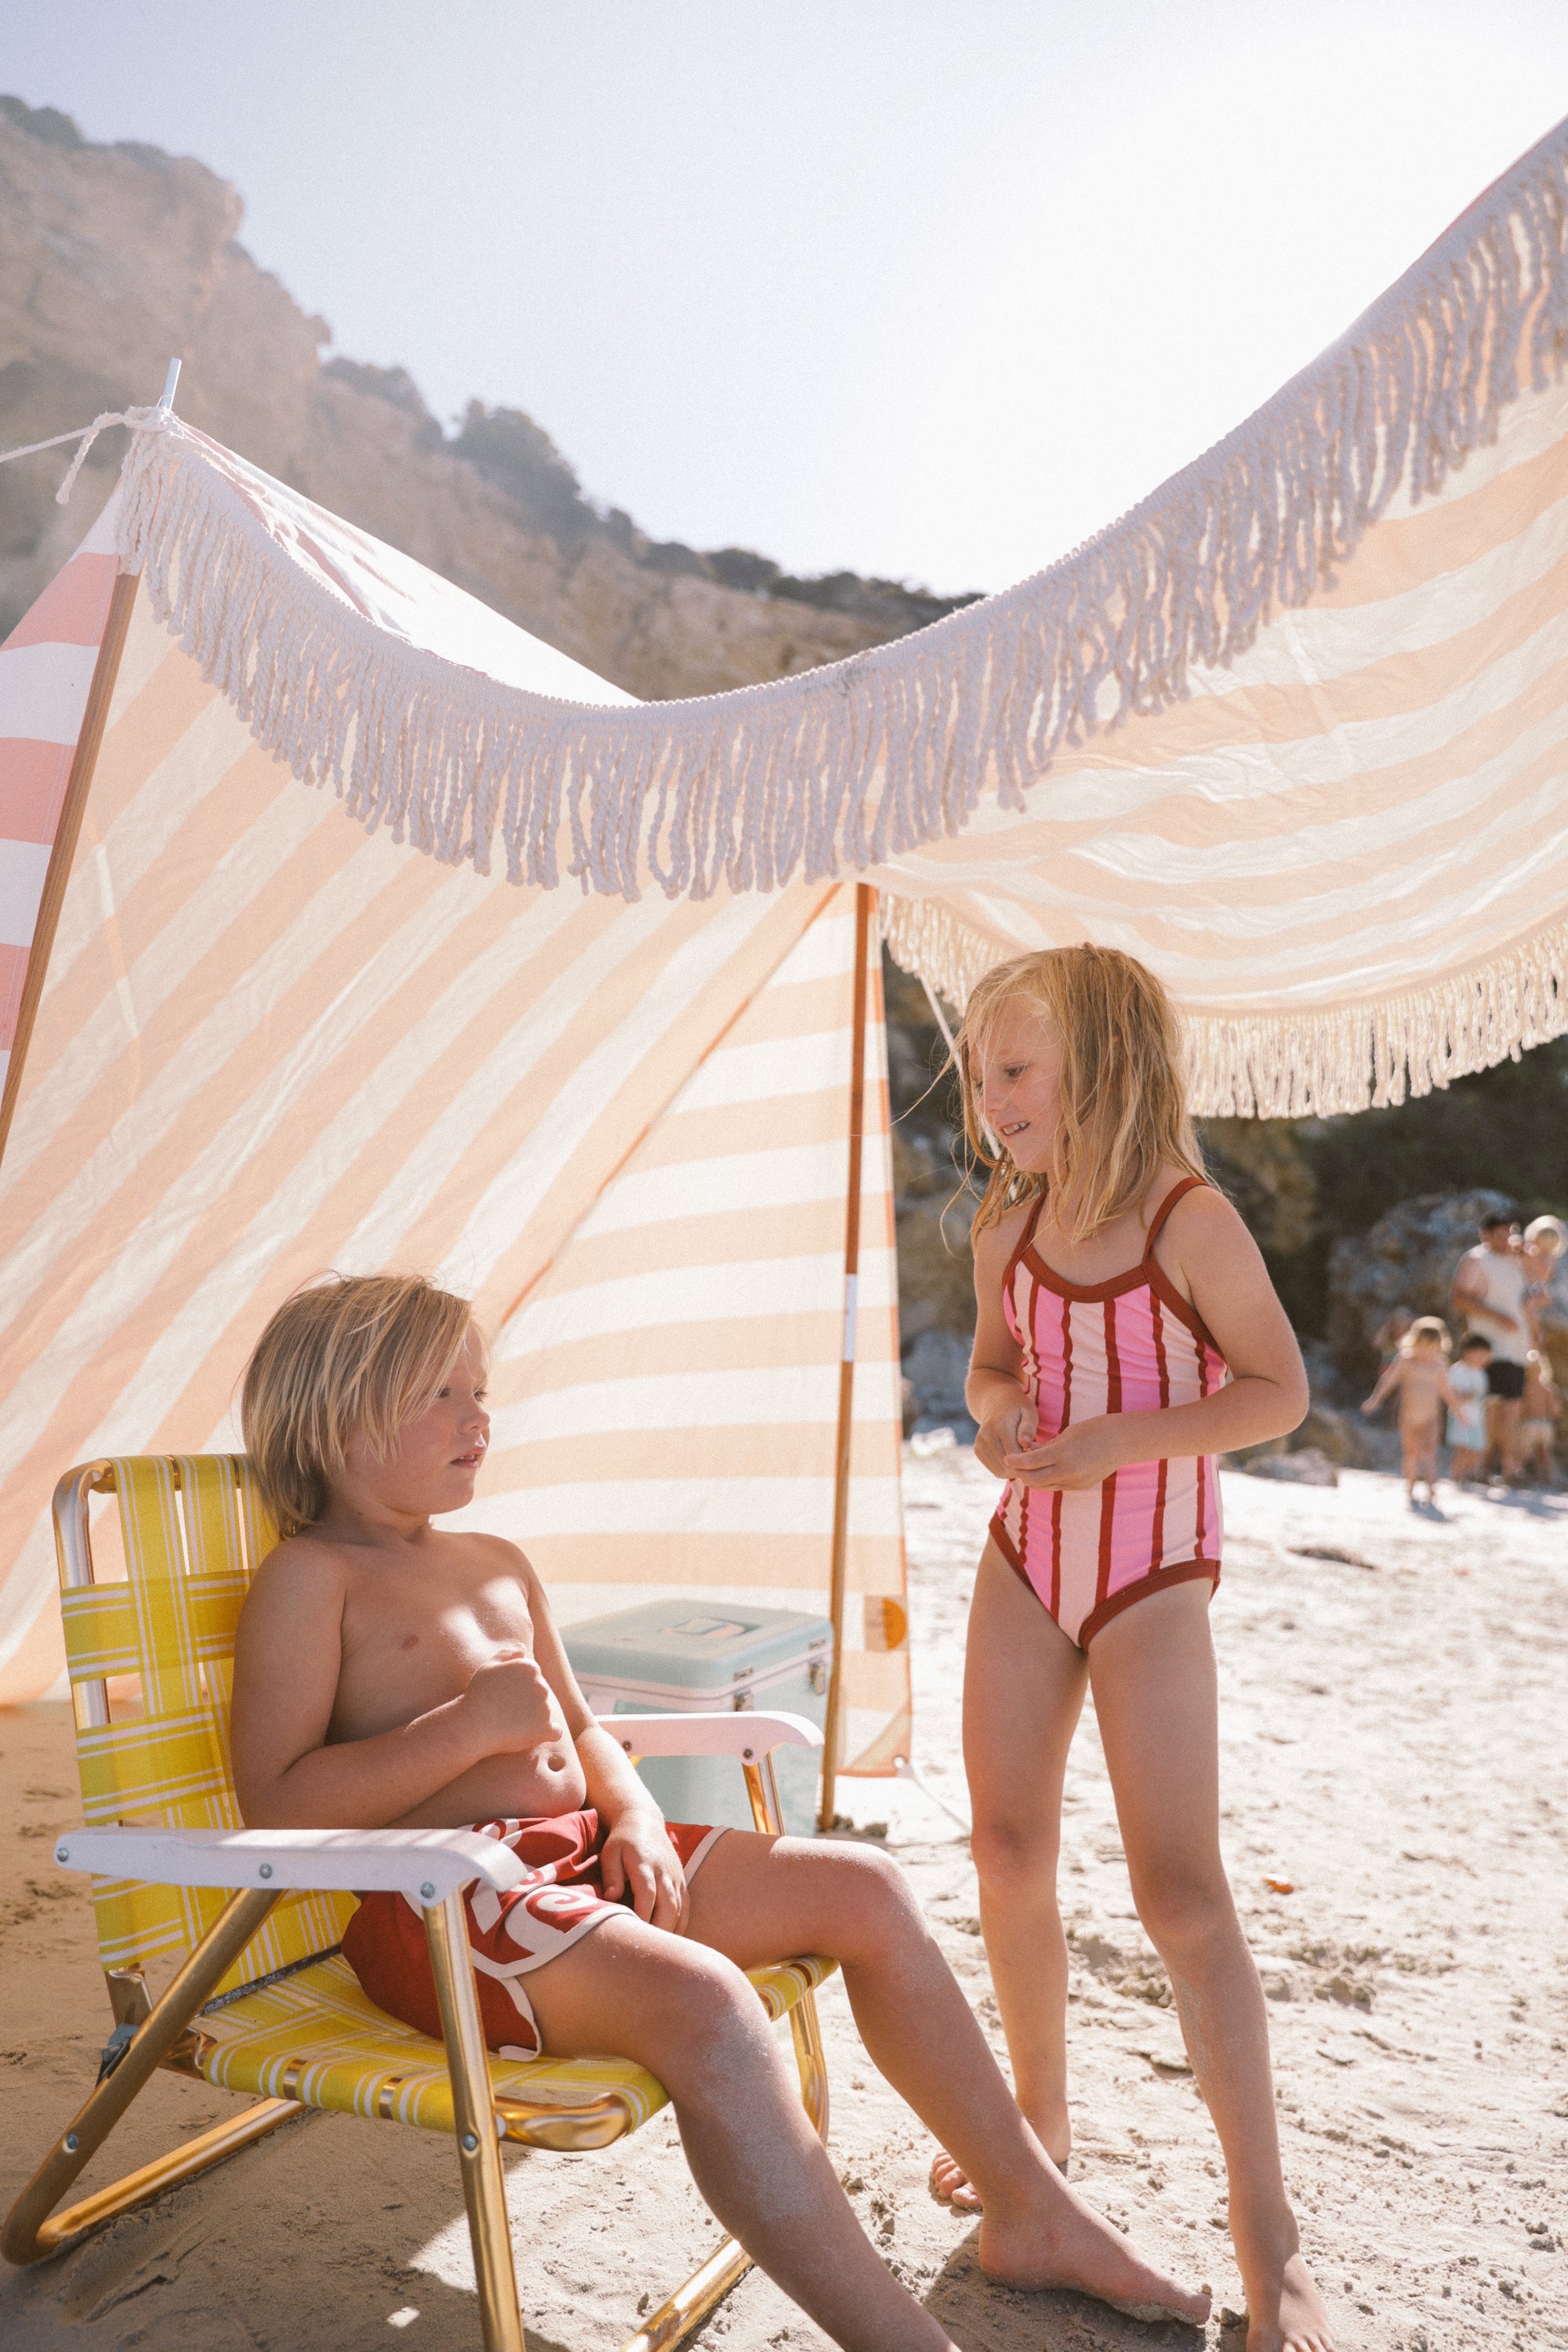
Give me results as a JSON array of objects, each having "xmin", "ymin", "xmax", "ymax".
[
  {"xmin": 343, "ymin": 1326, "xmax": 490, "ymax": 1519},
  {"xmin": 975, "ymin": 1004, "xmax": 1065, "ymax": 1177}
]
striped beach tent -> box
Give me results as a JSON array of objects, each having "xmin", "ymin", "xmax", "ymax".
[{"xmin": 6, "ymin": 111, "xmax": 1568, "ymax": 1762}]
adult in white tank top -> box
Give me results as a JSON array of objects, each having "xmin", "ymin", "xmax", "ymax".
[{"xmin": 1451, "ymin": 1210, "xmax": 1528, "ymax": 1479}]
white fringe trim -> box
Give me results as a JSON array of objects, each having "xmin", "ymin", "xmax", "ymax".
[
  {"xmin": 880, "ymin": 891, "xmax": 1568, "ymax": 1118},
  {"xmin": 108, "ymin": 116, "xmax": 1568, "ymax": 1110}
]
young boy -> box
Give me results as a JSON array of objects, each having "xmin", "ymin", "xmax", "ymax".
[
  {"xmin": 1359, "ymin": 1315, "xmax": 1463, "ymax": 1505},
  {"xmin": 1445, "ymin": 1334, "xmax": 1491, "ymax": 1484},
  {"xmin": 230, "ymin": 1274, "xmax": 1207, "ymax": 2352}
]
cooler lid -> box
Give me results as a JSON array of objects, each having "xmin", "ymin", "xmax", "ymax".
[{"xmin": 563, "ymin": 1598, "xmax": 833, "ymax": 1691}]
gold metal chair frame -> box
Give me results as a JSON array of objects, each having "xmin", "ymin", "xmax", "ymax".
[{"xmin": 3, "ymin": 1459, "xmax": 833, "ymax": 2352}]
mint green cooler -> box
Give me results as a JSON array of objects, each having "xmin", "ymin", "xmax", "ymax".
[{"xmin": 563, "ymin": 1599, "xmax": 833, "ymax": 1835}]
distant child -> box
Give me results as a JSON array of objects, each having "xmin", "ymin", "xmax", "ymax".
[
  {"xmin": 1373, "ymin": 1305, "xmax": 1415, "ymax": 1368},
  {"xmin": 1519, "ymin": 1348, "xmax": 1561, "ymax": 1483},
  {"xmin": 1360, "ymin": 1315, "xmax": 1465, "ymax": 1505},
  {"xmin": 1445, "ymin": 1334, "xmax": 1491, "ymax": 1483},
  {"xmin": 229, "ymin": 1273, "xmax": 1207, "ymax": 2351},
  {"xmin": 927, "ymin": 945, "xmax": 1335, "ymax": 2352}
]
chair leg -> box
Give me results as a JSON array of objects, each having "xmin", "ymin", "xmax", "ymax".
[
  {"xmin": 423, "ymin": 1895, "xmax": 526, "ymax": 2352},
  {"xmin": 2, "ymin": 1887, "xmax": 298, "ymax": 2263}
]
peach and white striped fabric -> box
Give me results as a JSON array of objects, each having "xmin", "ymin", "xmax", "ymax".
[
  {"xmin": 875, "ymin": 363, "xmax": 1568, "ymax": 1114},
  {"xmin": 0, "ymin": 488, "xmax": 120, "ymax": 1099},
  {"xmin": 0, "ymin": 566, "xmax": 909, "ymax": 1749}
]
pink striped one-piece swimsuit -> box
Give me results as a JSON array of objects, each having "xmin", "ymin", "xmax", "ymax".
[{"xmin": 989, "ymin": 1175, "xmax": 1225, "ymax": 1648}]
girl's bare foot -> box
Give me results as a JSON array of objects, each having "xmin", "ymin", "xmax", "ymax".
[
  {"xmin": 929, "ymin": 2122, "xmax": 1069, "ymax": 2212},
  {"xmin": 1245, "ymin": 2249, "xmax": 1336, "ymax": 2352},
  {"xmin": 977, "ymin": 2182, "xmax": 1210, "ymax": 2326}
]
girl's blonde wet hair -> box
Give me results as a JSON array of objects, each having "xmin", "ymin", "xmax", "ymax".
[
  {"xmin": 1402, "ymin": 1315, "xmax": 1451, "ymax": 1356},
  {"xmin": 241, "ymin": 1273, "xmax": 482, "ymax": 1539},
  {"xmin": 957, "ymin": 944, "xmax": 1204, "ymax": 1241}
]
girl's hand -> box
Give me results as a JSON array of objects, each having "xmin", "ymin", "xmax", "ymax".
[
  {"xmin": 1002, "ymin": 1414, "xmax": 1127, "ymax": 1490},
  {"xmin": 975, "ymin": 1395, "xmax": 1037, "ymax": 1477},
  {"xmin": 1359, "ymin": 1399, "xmax": 1376, "ymax": 1416},
  {"xmin": 600, "ymin": 1809, "xmax": 688, "ymax": 1931}
]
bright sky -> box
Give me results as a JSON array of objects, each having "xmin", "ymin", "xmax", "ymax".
[{"xmin": 9, "ymin": 3, "xmax": 1568, "ymax": 594}]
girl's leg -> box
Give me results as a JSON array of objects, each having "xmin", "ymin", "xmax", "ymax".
[
  {"xmin": 681, "ymin": 1831, "xmax": 1208, "ymax": 2324},
  {"xmin": 959, "ymin": 1541, "xmax": 1089, "ymax": 2186},
  {"xmin": 1088, "ymin": 1582, "xmax": 1334, "ymax": 2352}
]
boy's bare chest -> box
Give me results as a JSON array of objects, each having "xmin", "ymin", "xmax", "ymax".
[{"xmin": 332, "ymin": 1559, "xmax": 535, "ymax": 1741}]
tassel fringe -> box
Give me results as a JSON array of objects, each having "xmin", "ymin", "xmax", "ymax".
[
  {"xmin": 879, "ymin": 892, "xmax": 1568, "ymax": 1118},
  {"xmin": 111, "ymin": 115, "xmax": 1568, "ymax": 1114}
]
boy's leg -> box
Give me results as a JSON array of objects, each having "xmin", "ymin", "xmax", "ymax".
[
  {"xmin": 1088, "ymin": 1582, "xmax": 1334, "ymax": 2352},
  {"xmin": 959, "ymin": 1541, "xmax": 1088, "ymax": 2179},
  {"xmin": 681, "ymin": 1829, "xmax": 1208, "ymax": 2322},
  {"xmin": 524, "ymin": 1909, "xmax": 952, "ymax": 2352}
]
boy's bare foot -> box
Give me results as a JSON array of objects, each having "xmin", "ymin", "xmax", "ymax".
[
  {"xmin": 978, "ymin": 2185, "xmax": 1210, "ymax": 2325},
  {"xmin": 1244, "ymin": 2249, "xmax": 1336, "ymax": 2351},
  {"xmin": 929, "ymin": 2137, "xmax": 1068, "ymax": 2212}
]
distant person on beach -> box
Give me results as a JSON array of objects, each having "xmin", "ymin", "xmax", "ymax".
[
  {"xmin": 928, "ymin": 946, "xmax": 1334, "ymax": 2352},
  {"xmin": 1519, "ymin": 1348, "xmax": 1561, "ymax": 1483},
  {"xmin": 1445, "ymin": 1334, "xmax": 1491, "ymax": 1483},
  {"xmin": 1451, "ymin": 1210, "xmax": 1529, "ymax": 1480},
  {"xmin": 1372, "ymin": 1305, "xmax": 1414, "ymax": 1367},
  {"xmin": 1522, "ymin": 1213, "xmax": 1566, "ymax": 1345},
  {"xmin": 227, "ymin": 1274, "xmax": 1210, "ymax": 2352},
  {"xmin": 1359, "ymin": 1315, "xmax": 1464, "ymax": 1506}
]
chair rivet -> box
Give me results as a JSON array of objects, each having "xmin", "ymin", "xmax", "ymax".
[
  {"xmin": 64, "ymin": 2133, "xmax": 79, "ymax": 2153},
  {"xmin": 461, "ymin": 2131, "xmax": 479, "ymax": 2153},
  {"xmin": 420, "ymin": 1882, "xmax": 437, "ymax": 1901},
  {"xmin": 56, "ymin": 1846, "xmax": 69, "ymax": 1864},
  {"xmin": 259, "ymin": 1863, "xmax": 273, "ymax": 1879},
  {"xmin": 743, "ymin": 1748, "xmax": 753, "ymax": 1761}
]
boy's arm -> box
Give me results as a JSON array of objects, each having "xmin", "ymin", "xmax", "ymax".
[
  {"xmin": 524, "ymin": 1560, "xmax": 690, "ymax": 1930},
  {"xmin": 232, "ymin": 1540, "xmax": 542, "ymax": 1828},
  {"xmin": 1362, "ymin": 1362, "xmax": 1401, "ymax": 1414}
]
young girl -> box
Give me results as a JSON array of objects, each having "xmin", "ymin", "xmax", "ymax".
[
  {"xmin": 230, "ymin": 1274, "xmax": 1208, "ymax": 2352},
  {"xmin": 926, "ymin": 947, "xmax": 1334, "ymax": 2352},
  {"xmin": 1359, "ymin": 1315, "xmax": 1465, "ymax": 1504}
]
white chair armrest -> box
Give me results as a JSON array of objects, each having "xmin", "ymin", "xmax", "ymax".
[
  {"xmin": 51, "ymin": 1825, "xmax": 528, "ymax": 1900},
  {"xmin": 594, "ymin": 1710, "xmax": 822, "ymax": 1761}
]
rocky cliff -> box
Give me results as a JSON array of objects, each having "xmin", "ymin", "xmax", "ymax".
[{"xmin": 0, "ymin": 94, "xmax": 975, "ymax": 691}]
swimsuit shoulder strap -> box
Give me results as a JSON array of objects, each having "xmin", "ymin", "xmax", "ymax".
[
  {"xmin": 1000, "ymin": 1188, "xmax": 1048, "ymax": 1301},
  {"xmin": 1141, "ymin": 1174, "xmax": 1208, "ymax": 1263}
]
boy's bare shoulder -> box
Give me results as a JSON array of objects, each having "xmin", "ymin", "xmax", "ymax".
[{"xmin": 245, "ymin": 1529, "xmax": 354, "ymax": 1609}]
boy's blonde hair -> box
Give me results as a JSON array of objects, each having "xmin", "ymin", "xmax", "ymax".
[
  {"xmin": 241, "ymin": 1274, "xmax": 482, "ymax": 1538},
  {"xmin": 1402, "ymin": 1315, "xmax": 1451, "ymax": 1356},
  {"xmin": 956, "ymin": 944, "xmax": 1203, "ymax": 1240}
]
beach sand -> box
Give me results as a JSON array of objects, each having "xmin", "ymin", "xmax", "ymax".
[{"xmin": 1, "ymin": 1452, "xmax": 1563, "ymax": 2350}]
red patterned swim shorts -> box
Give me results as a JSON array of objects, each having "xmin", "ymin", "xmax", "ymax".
[{"xmin": 342, "ymin": 1809, "xmax": 726, "ymax": 2057}]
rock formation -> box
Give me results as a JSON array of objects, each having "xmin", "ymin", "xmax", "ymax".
[{"xmin": 0, "ymin": 94, "xmax": 977, "ymax": 690}]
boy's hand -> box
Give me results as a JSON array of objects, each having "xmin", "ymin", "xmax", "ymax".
[
  {"xmin": 975, "ymin": 1396, "xmax": 1038, "ymax": 1477},
  {"xmin": 600, "ymin": 1809, "xmax": 688, "ymax": 1931},
  {"xmin": 459, "ymin": 1653, "xmax": 568, "ymax": 1755}
]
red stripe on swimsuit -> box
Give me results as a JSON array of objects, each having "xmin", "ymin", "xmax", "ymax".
[{"xmin": 989, "ymin": 1176, "xmax": 1226, "ymax": 1647}]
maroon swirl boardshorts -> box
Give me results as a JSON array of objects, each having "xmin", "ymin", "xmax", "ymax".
[{"xmin": 343, "ymin": 1808, "xmax": 727, "ymax": 2057}]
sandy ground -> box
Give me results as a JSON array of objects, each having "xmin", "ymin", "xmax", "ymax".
[{"xmin": 0, "ymin": 1450, "xmax": 1563, "ymax": 2352}]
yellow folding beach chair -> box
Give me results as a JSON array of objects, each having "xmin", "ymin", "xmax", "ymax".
[{"xmin": 2, "ymin": 1456, "xmax": 834, "ymax": 2352}]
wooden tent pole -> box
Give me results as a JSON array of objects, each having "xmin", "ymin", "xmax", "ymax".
[
  {"xmin": 0, "ymin": 566, "xmax": 140, "ymax": 1172},
  {"xmin": 817, "ymin": 882, "xmax": 873, "ymax": 1833}
]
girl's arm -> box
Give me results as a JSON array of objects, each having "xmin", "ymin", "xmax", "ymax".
[
  {"xmin": 967, "ymin": 1210, "xmax": 1038, "ymax": 1475},
  {"xmin": 1004, "ymin": 1188, "xmax": 1307, "ymax": 1489},
  {"xmin": 1362, "ymin": 1362, "xmax": 1402, "ymax": 1414}
]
